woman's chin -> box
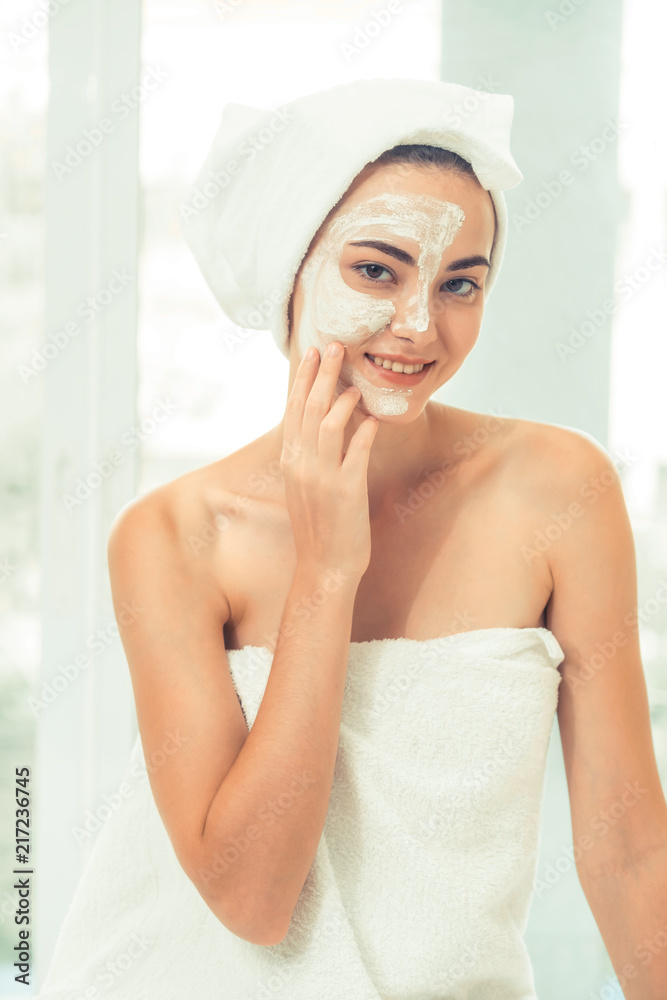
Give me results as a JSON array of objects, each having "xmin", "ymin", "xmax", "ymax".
[
  {"xmin": 356, "ymin": 394, "xmax": 424, "ymax": 423},
  {"xmin": 336, "ymin": 364, "xmax": 428, "ymax": 423}
]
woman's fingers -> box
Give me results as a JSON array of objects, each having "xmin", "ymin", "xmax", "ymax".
[
  {"xmin": 299, "ymin": 342, "xmax": 347, "ymax": 457},
  {"xmin": 285, "ymin": 342, "xmax": 376, "ymax": 472},
  {"xmin": 282, "ymin": 346, "xmax": 318, "ymax": 465},
  {"xmin": 281, "ymin": 341, "xmax": 378, "ymax": 578},
  {"xmin": 317, "ymin": 385, "xmax": 362, "ymax": 467},
  {"xmin": 341, "ymin": 413, "xmax": 379, "ymax": 475}
]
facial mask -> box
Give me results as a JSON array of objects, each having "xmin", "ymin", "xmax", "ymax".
[{"xmin": 296, "ymin": 192, "xmax": 465, "ymax": 416}]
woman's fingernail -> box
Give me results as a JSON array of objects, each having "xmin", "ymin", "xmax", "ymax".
[
  {"xmin": 304, "ymin": 347, "xmax": 317, "ymax": 361},
  {"xmin": 326, "ymin": 342, "xmax": 342, "ymax": 356}
]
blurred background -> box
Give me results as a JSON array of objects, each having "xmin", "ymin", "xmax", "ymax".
[{"xmin": 1, "ymin": 0, "xmax": 666, "ymax": 996}]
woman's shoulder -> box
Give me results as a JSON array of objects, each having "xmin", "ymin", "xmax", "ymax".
[
  {"xmin": 507, "ymin": 413, "xmax": 609, "ymax": 461},
  {"xmin": 438, "ymin": 402, "xmax": 619, "ymax": 500},
  {"xmin": 504, "ymin": 414, "xmax": 616, "ymax": 482},
  {"xmin": 443, "ymin": 402, "xmax": 610, "ymax": 462},
  {"xmin": 107, "ymin": 433, "xmax": 279, "ymax": 567},
  {"xmin": 485, "ymin": 409, "xmax": 621, "ymax": 511}
]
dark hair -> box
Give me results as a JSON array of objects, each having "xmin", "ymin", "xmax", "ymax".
[{"xmin": 371, "ymin": 143, "xmax": 478, "ymax": 180}]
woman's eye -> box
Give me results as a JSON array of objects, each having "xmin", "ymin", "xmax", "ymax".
[
  {"xmin": 444, "ymin": 278, "xmax": 478, "ymax": 298},
  {"xmin": 353, "ymin": 263, "xmax": 393, "ymax": 283}
]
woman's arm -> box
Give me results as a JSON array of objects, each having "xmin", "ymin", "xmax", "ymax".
[
  {"xmin": 543, "ymin": 427, "xmax": 667, "ymax": 999},
  {"xmin": 108, "ymin": 503, "xmax": 359, "ymax": 946},
  {"xmin": 107, "ymin": 345, "xmax": 378, "ymax": 949}
]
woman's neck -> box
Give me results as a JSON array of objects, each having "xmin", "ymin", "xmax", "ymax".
[{"xmin": 271, "ymin": 400, "xmax": 460, "ymax": 510}]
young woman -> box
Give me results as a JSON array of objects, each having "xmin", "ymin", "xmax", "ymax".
[{"xmin": 36, "ymin": 78, "xmax": 667, "ymax": 1000}]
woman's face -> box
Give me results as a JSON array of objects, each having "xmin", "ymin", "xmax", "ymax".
[{"xmin": 288, "ymin": 162, "xmax": 497, "ymax": 419}]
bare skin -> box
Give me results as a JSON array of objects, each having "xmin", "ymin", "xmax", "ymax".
[{"xmin": 108, "ymin": 161, "xmax": 667, "ymax": 986}]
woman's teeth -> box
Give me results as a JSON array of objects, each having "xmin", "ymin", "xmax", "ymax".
[{"xmin": 366, "ymin": 354, "xmax": 426, "ymax": 374}]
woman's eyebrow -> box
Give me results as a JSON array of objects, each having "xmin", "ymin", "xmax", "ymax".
[
  {"xmin": 446, "ymin": 255, "xmax": 491, "ymax": 271},
  {"xmin": 348, "ymin": 240, "xmax": 415, "ymax": 266},
  {"xmin": 347, "ymin": 242, "xmax": 491, "ymax": 273}
]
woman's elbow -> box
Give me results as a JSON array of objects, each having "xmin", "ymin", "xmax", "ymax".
[{"xmin": 196, "ymin": 874, "xmax": 293, "ymax": 947}]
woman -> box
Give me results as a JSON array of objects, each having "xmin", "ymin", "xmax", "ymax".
[{"xmin": 37, "ymin": 79, "xmax": 667, "ymax": 999}]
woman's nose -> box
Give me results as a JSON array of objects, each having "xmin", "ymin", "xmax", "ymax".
[{"xmin": 390, "ymin": 288, "xmax": 439, "ymax": 340}]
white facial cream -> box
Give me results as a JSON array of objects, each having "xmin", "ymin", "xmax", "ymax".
[{"xmin": 296, "ymin": 192, "xmax": 465, "ymax": 416}]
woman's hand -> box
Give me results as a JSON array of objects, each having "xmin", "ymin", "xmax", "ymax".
[{"xmin": 281, "ymin": 341, "xmax": 379, "ymax": 580}]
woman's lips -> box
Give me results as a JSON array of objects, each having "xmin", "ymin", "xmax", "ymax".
[{"xmin": 362, "ymin": 353, "xmax": 434, "ymax": 386}]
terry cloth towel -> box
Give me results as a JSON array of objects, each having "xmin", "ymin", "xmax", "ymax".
[
  {"xmin": 36, "ymin": 627, "xmax": 563, "ymax": 1000},
  {"xmin": 179, "ymin": 77, "xmax": 524, "ymax": 360}
]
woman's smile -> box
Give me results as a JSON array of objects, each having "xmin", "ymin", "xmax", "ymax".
[{"xmin": 362, "ymin": 351, "xmax": 436, "ymax": 385}]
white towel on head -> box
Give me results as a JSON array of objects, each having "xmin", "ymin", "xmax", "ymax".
[{"xmin": 180, "ymin": 77, "xmax": 524, "ymax": 360}]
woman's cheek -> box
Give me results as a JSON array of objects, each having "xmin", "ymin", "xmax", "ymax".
[
  {"xmin": 315, "ymin": 291, "xmax": 395, "ymax": 346},
  {"xmin": 297, "ymin": 241, "xmax": 396, "ymax": 358},
  {"xmin": 312, "ymin": 253, "xmax": 395, "ymax": 347}
]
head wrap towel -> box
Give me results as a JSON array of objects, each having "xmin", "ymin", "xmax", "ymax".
[{"xmin": 180, "ymin": 77, "xmax": 523, "ymax": 360}]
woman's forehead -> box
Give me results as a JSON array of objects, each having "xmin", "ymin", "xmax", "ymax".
[
  {"xmin": 322, "ymin": 168, "xmax": 492, "ymax": 245},
  {"xmin": 298, "ymin": 167, "xmax": 495, "ymax": 278},
  {"xmin": 326, "ymin": 192, "xmax": 466, "ymax": 241}
]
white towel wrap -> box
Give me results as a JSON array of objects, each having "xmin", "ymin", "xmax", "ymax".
[{"xmin": 37, "ymin": 627, "xmax": 563, "ymax": 1000}]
